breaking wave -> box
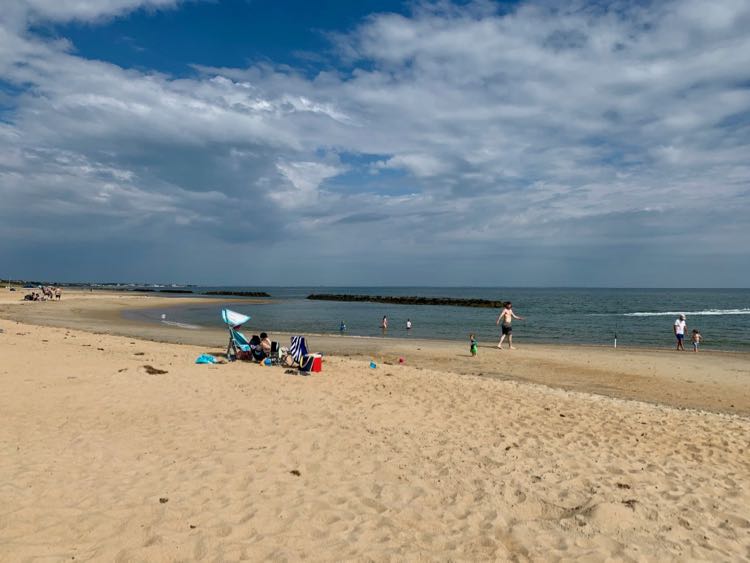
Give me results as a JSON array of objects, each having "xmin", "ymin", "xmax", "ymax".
[
  {"xmin": 161, "ymin": 320, "xmax": 201, "ymax": 329},
  {"xmin": 623, "ymin": 309, "xmax": 750, "ymax": 317}
]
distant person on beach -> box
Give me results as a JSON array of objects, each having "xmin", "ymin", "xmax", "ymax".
[
  {"xmin": 339, "ymin": 321, "xmax": 346, "ymax": 333},
  {"xmin": 496, "ymin": 301, "xmax": 524, "ymax": 350},
  {"xmin": 406, "ymin": 319, "xmax": 412, "ymax": 330},
  {"xmin": 470, "ymin": 334, "xmax": 478, "ymax": 357},
  {"xmin": 691, "ymin": 329, "xmax": 702, "ymax": 352},
  {"xmin": 55, "ymin": 287, "xmax": 61, "ymax": 300},
  {"xmin": 381, "ymin": 316, "xmax": 388, "ymax": 331},
  {"xmin": 674, "ymin": 314, "xmax": 687, "ymax": 351}
]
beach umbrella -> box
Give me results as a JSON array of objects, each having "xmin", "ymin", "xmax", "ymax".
[{"xmin": 221, "ymin": 308, "xmax": 251, "ymax": 329}]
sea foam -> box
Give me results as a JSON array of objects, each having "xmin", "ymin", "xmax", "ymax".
[
  {"xmin": 161, "ymin": 320, "xmax": 201, "ymax": 329},
  {"xmin": 623, "ymin": 309, "xmax": 750, "ymax": 317}
]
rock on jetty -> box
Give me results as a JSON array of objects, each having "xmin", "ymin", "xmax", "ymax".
[
  {"xmin": 156, "ymin": 289, "xmax": 193, "ymax": 294},
  {"xmin": 203, "ymin": 291, "xmax": 271, "ymax": 297},
  {"xmin": 307, "ymin": 294, "xmax": 505, "ymax": 308}
]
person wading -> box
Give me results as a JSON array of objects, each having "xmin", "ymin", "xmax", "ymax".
[{"xmin": 496, "ymin": 301, "xmax": 524, "ymax": 350}]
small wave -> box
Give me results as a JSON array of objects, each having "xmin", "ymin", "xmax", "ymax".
[
  {"xmin": 623, "ymin": 309, "xmax": 750, "ymax": 317},
  {"xmin": 161, "ymin": 320, "xmax": 201, "ymax": 329}
]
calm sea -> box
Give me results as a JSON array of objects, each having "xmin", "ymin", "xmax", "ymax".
[{"xmin": 122, "ymin": 287, "xmax": 750, "ymax": 351}]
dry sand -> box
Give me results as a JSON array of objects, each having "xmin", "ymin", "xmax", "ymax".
[{"xmin": 1, "ymin": 290, "xmax": 750, "ymax": 561}]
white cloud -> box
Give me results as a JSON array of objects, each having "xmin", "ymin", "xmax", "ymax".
[
  {"xmin": 18, "ymin": 0, "xmax": 181, "ymax": 22},
  {"xmin": 273, "ymin": 160, "xmax": 344, "ymax": 207},
  {"xmin": 1, "ymin": 0, "xmax": 749, "ymax": 284}
]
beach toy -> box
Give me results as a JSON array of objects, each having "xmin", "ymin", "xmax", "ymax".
[
  {"xmin": 369, "ymin": 361, "xmax": 377, "ymax": 369},
  {"xmin": 264, "ymin": 358, "xmax": 272, "ymax": 366},
  {"xmin": 195, "ymin": 354, "xmax": 217, "ymax": 364},
  {"xmin": 398, "ymin": 357, "xmax": 405, "ymax": 364}
]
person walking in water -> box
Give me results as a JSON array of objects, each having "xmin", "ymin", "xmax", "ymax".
[
  {"xmin": 496, "ymin": 301, "xmax": 524, "ymax": 350},
  {"xmin": 381, "ymin": 315, "xmax": 388, "ymax": 333},
  {"xmin": 674, "ymin": 314, "xmax": 687, "ymax": 351},
  {"xmin": 406, "ymin": 318, "xmax": 412, "ymax": 331}
]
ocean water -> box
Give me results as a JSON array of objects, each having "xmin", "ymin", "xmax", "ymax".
[{"xmin": 122, "ymin": 287, "xmax": 750, "ymax": 351}]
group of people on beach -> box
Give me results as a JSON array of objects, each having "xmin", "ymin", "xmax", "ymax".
[
  {"xmin": 23, "ymin": 286, "xmax": 61, "ymax": 301},
  {"xmin": 379, "ymin": 316, "xmax": 412, "ymax": 332},
  {"xmin": 674, "ymin": 314, "xmax": 702, "ymax": 352},
  {"xmin": 375, "ymin": 301, "xmax": 526, "ymax": 356},
  {"xmin": 376, "ymin": 302, "xmax": 705, "ymax": 356},
  {"xmin": 339, "ymin": 316, "xmax": 412, "ymax": 334}
]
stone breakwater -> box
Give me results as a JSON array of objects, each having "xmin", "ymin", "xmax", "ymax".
[
  {"xmin": 202, "ymin": 291, "xmax": 271, "ymax": 297},
  {"xmin": 307, "ymin": 294, "xmax": 506, "ymax": 308}
]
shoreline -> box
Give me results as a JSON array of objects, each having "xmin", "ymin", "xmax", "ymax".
[
  {"xmin": 122, "ymin": 292, "xmax": 750, "ymax": 354},
  {"xmin": 1, "ymin": 289, "xmax": 749, "ymax": 416}
]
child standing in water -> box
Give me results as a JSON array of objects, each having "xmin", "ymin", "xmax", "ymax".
[
  {"xmin": 691, "ymin": 329, "xmax": 702, "ymax": 352},
  {"xmin": 470, "ymin": 334, "xmax": 478, "ymax": 357}
]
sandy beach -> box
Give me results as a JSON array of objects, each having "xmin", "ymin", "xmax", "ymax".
[{"xmin": 1, "ymin": 290, "xmax": 749, "ymax": 560}]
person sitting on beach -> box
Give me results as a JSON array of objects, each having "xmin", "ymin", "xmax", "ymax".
[
  {"xmin": 496, "ymin": 301, "xmax": 524, "ymax": 350},
  {"xmin": 259, "ymin": 332, "xmax": 272, "ymax": 357},
  {"xmin": 691, "ymin": 329, "xmax": 702, "ymax": 353}
]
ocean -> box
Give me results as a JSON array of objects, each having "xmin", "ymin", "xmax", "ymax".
[{"xmin": 122, "ymin": 287, "xmax": 750, "ymax": 351}]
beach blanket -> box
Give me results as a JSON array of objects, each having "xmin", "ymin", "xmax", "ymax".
[{"xmin": 195, "ymin": 354, "xmax": 218, "ymax": 364}]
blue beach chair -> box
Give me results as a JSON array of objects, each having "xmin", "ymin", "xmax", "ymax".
[
  {"xmin": 228, "ymin": 327, "xmax": 257, "ymax": 361},
  {"xmin": 222, "ymin": 309, "xmax": 254, "ymax": 361}
]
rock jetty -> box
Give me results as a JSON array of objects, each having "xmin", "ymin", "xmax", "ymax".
[
  {"xmin": 307, "ymin": 294, "xmax": 505, "ymax": 308},
  {"xmin": 203, "ymin": 291, "xmax": 271, "ymax": 297},
  {"xmin": 156, "ymin": 289, "xmax": 193, "ymax": 294}
]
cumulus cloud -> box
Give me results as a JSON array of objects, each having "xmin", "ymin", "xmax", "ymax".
[
  {"xmin": 1, "ymin": 0, "xmax": 749, "ymax": 284},
  {"xmin": 5, "ymin": 0, "xmax": 181, "ymax": 24}
]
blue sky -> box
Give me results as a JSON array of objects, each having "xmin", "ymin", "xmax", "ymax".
[
  {"xmin": 1, "ymin": 0, "xmax": 749, "ymax": 286},
  {"xmin": 43, "ymin": 1, "xmax": 412, "ymax": 75}
]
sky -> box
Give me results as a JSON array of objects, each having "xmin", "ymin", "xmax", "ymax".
[{"xmin": 1, "ymin": 0, "xmax": 749, "ymax": 287}]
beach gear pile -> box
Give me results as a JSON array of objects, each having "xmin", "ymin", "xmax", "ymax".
[{"xmin": 220, "ymin": 309, "xmax": 322, "ymax": 374}]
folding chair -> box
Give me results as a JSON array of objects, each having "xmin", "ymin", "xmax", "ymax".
[{"xmin": 221, "ymin": 308, "xmax": 252, "ymax": 361}]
